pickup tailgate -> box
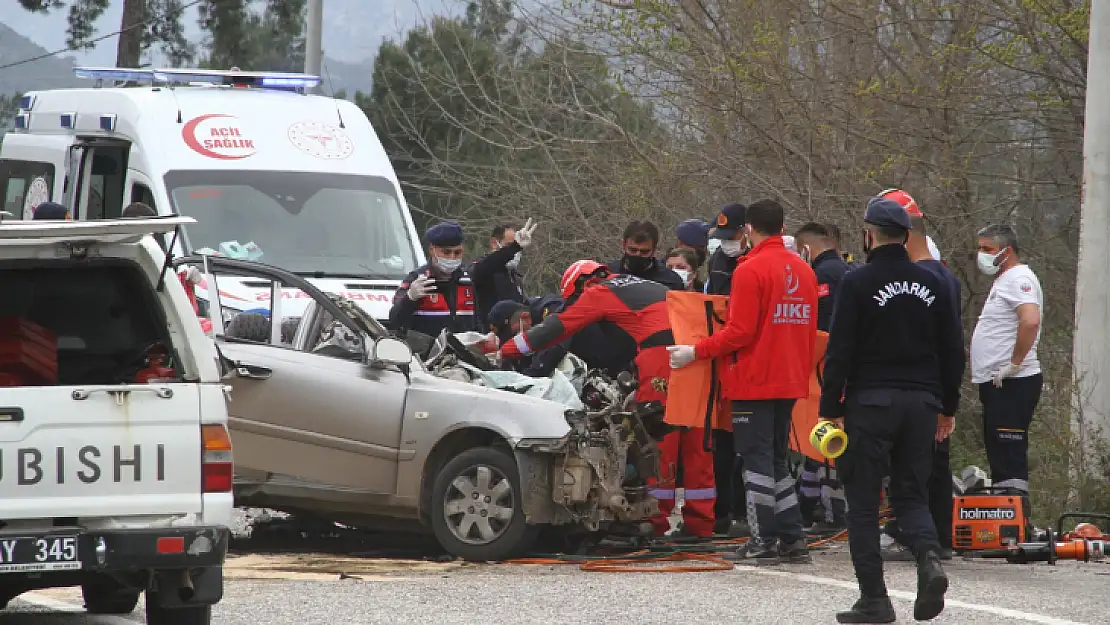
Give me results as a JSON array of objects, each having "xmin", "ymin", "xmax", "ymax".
[{"xmin": 0, "ymin": 384, "xmax": 202, "ymax": 519}]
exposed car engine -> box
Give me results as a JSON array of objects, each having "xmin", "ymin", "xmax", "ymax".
[{"xmin": 423, "ymin": 330, "xmax": 664, "ymax": 533}]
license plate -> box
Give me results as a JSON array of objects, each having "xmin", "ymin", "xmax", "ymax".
[{"xmin": 0, "ymin": 535, "xmax": 80, "ymax": 573}]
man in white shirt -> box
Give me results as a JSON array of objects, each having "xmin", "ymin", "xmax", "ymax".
[{"xmin": 970, "ymin": 224, "xmax": 1043, "ymax": 498}]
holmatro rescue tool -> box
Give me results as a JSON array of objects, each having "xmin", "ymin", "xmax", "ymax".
[
  {"xmin": 952, "ymin": 487, "xmax": 1033, "ymax": 551},
  {"xmin": 810, "ymin": 421, "xmax": 848, "ymax": 459},
  {"xmin": 969, "ymin": 513, "xmax": 1110, "ymax": 564}
]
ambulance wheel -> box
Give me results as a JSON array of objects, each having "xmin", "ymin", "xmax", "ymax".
[
  {"xmin": 431, "ymin": 447, "xmax": 539, "ymax": 562},
  {"xmin": 225, "ymin": 312, "xmax": 270, "ymax": 343},
  {"xmin": 82, "ymin": 576, "xmax": 140, "ymax": 614}
]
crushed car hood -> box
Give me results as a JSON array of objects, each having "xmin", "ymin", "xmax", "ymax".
[{"xmin": 407, "ymin": 368, "xmax": 572, "ymax": 442}]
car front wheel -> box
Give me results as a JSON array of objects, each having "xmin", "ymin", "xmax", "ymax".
[{"xmin": 430, "ymin": 446, "xmax": 539, "ymax": 561}]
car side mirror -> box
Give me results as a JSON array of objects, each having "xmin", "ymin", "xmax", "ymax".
[{"xmin": 370, "ymin": 337, "xmax": 412, "ymax": 366}]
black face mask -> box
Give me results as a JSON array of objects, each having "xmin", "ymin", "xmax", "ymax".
[
  {"xmin": 622, "ymin": 254, "xmax": 654, "ymax": 275},
  {"xmin": 862, "ymin": 230, "xmax": 872, "ymax": 254}
]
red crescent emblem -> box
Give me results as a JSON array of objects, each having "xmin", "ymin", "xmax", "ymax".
[{"xmin": 182, "ymin": 114, "xmax": 255, "ymax": 160}]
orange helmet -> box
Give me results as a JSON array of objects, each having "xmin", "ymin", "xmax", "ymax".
[
  {"xmin": 878, "ymin": 188, "xmax": 923, "ymax": 217},
  {"xmin": 560, "ymin": 260, "xmax": 606, "ymax": 299}
]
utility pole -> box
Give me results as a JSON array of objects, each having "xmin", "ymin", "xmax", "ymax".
[
  {"xmin": 305, "ymin": 0, "xmax": 324, "ymax": 94},
  {"xmin": 1074, "ymin": 0, "xmax": 1110, "ymax": 455}
]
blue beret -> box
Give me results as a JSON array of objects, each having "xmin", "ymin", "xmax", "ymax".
[
  {"xmin": 676, "ymin": 219, "xmax": 710, "ymax": 248},
  {"xmin": 426, "ymin": 221, "xmax": 464, "ymax": 246},
  {"xmin": 32, "ymin": 201, "xmax": 69, "ymax": 220},
  {"xmin": 864, "ymin": 197, "xmax": 911, "ymax": 230}
]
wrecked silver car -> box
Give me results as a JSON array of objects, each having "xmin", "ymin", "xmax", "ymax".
[{"xmin": 173, "ymin": 256, "xmax": 664, "ymax": 561}]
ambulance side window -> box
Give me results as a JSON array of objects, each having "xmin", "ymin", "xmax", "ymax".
[
  {"xmin": 0, "ymin": 159, "xmax": 55, "ymax": 220},
  {"xmin": 85, "ymin": 146, "xmax": 127, "ymax": 220}
]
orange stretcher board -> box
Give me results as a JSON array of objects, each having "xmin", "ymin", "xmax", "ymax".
[
  {"xmin": 664, "ymin": 291, "xmax": 731, "ymax": 429},
  {"xmin": 790, "ymin": 330, "xmax": 830, "ymax": 464}
]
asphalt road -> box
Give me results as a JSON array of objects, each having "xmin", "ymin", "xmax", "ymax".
[{"xmin": 5, "ymin": 547, "xmax": 1108, "ymax": 625}]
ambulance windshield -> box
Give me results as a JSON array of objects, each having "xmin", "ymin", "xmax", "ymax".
[{"xmin": 164, "ymin": 170, "xmax": 418, "ymax": 278}]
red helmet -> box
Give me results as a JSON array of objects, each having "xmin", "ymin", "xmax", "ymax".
[
  {"xmin": 560, "ymin": 260, "xmax": 605, "ymax": 299},
  {"xmin": 878, "ymin": 188, "xmax": 923, "ymax": 217}
]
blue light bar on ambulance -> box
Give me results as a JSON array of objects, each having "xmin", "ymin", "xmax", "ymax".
[
  {"xmin": 100, "ymin": 114, "xmax": 117, "ymax": 132},
  {"xmin": 73, "ymin": 67, "xmax": 321, "ymax": 90},
  {"xmin": 17, "ymin": 94, "xmax": 35, "ymax": 110},
  {"xmin": 60, "ymin": 112, "xmax": 76, "ymax": 129},
  {"xmin": 13, "ymin": 113, "xmax": 29, "ymax": 130}
]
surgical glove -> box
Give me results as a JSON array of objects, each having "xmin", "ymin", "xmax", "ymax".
[
  {"xmin": 181, "ymin": 265, "xmax": 202, "ymax": 285},
  {"xmin": 667, "ymin": 345, "xmax": 696, "ymax": 369},
  {"xmin": 991, "ymin": 362, "xmax": 1021, "ymax": 388},
  {"xmin": 476, "ymin": 332, "xmax": 500, "ymax": 354},
  {"xmin": 407, "ymin": 274, "xmax": 437, "ymax": 301},
  {"xmin": 515, "ymin": 218, "xmax": 539, "ymax": 248}
]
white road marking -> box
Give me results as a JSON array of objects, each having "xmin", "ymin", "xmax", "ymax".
[
  {"xmin": 735, "ymin": 566, "xmax": 1092, "ymax": 625},
  {"xmin": 15, "ymin": 592, "xmax": 140, "ymax": 624}
]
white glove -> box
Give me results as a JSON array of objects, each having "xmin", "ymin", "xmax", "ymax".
[
  {"xmin": 406, "ymin": 274, "xmax": 437, "ymax": 301},
  {"xmin": 515, "ymin": 218, "xmax": 539, "ymax": 248},
  {"xmin": 992, "ymin": 362, "xmax": 1021, "ymax": 388},
  {"xmin": 180, "ymin": 265, "xmax": 202, "ymax": 285},
  {"xmin": 667, "ymin": 345, "xmax": 697, "ymax": 369}
]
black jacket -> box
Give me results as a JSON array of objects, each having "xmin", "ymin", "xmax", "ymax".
[
  {"xmin": 606, "ymin": 257, "xmax": 685, "ymax": 291},
  {"xmin": 811, "ymin": 249, "xmax": 851, "ymax": 332},
  {"xmin": 819, "ymin": 244, "xmax": 965, "ymax": 418},
  {"xmin": 470, "ymin": 242, "xmax": 526, "ymax": 329},
  {"xmin": 704, "ymin": 249, "xmax": 738, "ymax": 296}
]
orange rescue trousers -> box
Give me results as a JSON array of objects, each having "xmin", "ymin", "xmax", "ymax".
[{"xmin": 648, "ymin": 427, "xmax": 716, "ymax": 537}]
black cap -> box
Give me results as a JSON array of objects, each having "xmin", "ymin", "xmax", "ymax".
[
  {"xmin": 864, "ymin": 197, "xmax": 911, "ymax": 230},
  {"xmin": 488, "ymin": 300, "xmax": 526, "ymax": 332},
  {"xmin": 527, "ymin": 295, "xmax": 563, "ymax": 321},
  {"xmin": 710, "ymin": 203, "xmax": 746, "ymax": 239},
  {"xmin": 426, "ymin": 221, "xmax": 464, "ymax": 246},
  {"xmin": 32, "ymin": 201, "xmax": 69, "ymax": 220}
]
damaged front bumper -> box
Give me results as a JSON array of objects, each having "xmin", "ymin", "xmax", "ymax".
[{"xmin": 514, "ymin": 409, "xmax": 662, "ymax": 532}]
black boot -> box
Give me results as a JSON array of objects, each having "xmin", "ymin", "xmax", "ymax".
[
  {"xmin": 914, "ymin": 550, "xmax": 949, "ymax": 621},
  {"xmin": 836, "ymin": 596, "xmax": 896, "ymax": 624}
]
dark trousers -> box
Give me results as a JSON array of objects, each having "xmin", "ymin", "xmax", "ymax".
[
  {"xmin": 731, "ymin": 399, "xmax": 805, "ymax": 546},
  {"xmin": 979, "ymin": 373, "xmax": 1043, "ymax": 494},
  {"xmin": 889, "ymin": 437, "xmax": 953, "ymax": 550},
  {"xmin": 840, "ymin": 388, "xmax": 940, "ymax": 598},
  {"xmin": 712, "ymin": 429, "xmax": 746, "ymax": 524}
]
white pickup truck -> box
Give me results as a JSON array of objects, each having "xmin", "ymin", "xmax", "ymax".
[{"xmin": 0, "ymin": 217, "xmax": 231, "ymax": 624}]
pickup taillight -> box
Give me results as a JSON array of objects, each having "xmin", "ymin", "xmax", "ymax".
[{"xmin": 201, "ymin": 424, "xmax": 233, "ymax": 493}]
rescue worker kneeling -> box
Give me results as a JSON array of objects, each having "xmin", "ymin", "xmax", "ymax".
[{"xmin": 500, "ymin": 260, "xmax": 716, "ymax": 538}]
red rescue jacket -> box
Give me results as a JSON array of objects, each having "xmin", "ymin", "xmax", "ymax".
[
  {"xmin": 695, "ymin": 236, "xmax": 817, "ymax": 400},
  {"xmin": 500, "ymin": 274, "xmax": 674, "ymax": 404}
]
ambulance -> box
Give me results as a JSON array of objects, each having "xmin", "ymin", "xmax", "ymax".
[{"xmin": 0, "ymin": 66, "xmax": 425, "ymax": 324}]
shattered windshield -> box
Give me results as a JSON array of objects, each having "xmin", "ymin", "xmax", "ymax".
[{"xmin": 164, "ymin": 170, "xmax": 419, "ymax": 278}]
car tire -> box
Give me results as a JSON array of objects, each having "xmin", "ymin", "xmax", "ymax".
[
  {"xmin": 82, "ymin": 576, "xmax": 140, "ymax": 614},
  {"xmin": 430, "ymin": 446, "xmax": 539, "ymax": 561},
  {"xmin": 144, "ymin": 591, "xmax": 211, "ymax": 625}
]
